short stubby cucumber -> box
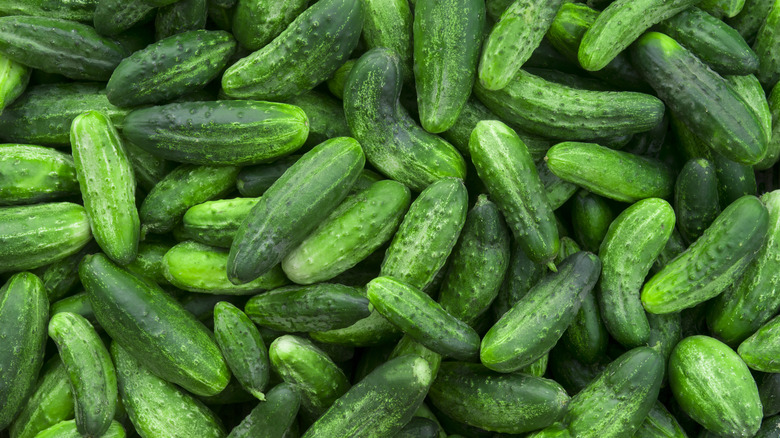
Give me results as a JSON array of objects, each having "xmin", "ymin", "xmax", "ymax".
[
  {"xmin": 181, "ymin": 197, "xmax": 260, "ymax": 248},
  {"xmin": 0, "ymin": 144, "xmax": 79, "ymax": 205},
  {"xmin": 213, "ymin": 302, "xmax": 269, "ymax": 401}
]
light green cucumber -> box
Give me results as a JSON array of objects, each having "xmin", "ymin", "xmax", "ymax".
[
  {"xmin": 33, "ymin": 419, "xmax": 125, "ymax": 438},
  {"xmin": 9, "ymin": 358, "xmax": 74, "ymax": 438},
  {"xmin": 213, "ymin": 302, "xmax": 269, "ymax": 401},
  {"xmin": 181, "ymin": 198, "xmax": 260, "ymax": 248},
  {"xmin": 0, "ymin": 54, "xmax": 29, "ymax": 113},
  {"xmin": 0, "ymin": 144, "xmax": 78, "ymax": 205},
  {"xmin": 360, "ymin": 0, "xmax": 414, "ymax": 81}
]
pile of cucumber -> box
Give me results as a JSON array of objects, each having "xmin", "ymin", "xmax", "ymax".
[{"xmin": 2, "ymin": 0, "xmax": 780, "ymax": 436}]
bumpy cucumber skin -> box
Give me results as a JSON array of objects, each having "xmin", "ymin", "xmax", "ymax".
[
  {"xmin": 670, "ymin": 336, "xmax": 762, "ymax": 437},
  {"xmin": 429, "ymin": 362, "xmax": 569, "ymax": 434},
  {"xmin": 81, "ymin": 254, "xmax": 230, "ymax": 397},
  {"xmin": 9, "ymin": 358, "xmax": 74, "ymax": 438},
  {"xmin": 727, "ymin": 0, "xmax": 774, "ymax": 42},
  {"xmin": 389, "ymin": 336, "xmax": 443, "ymax": 378},
  {"xmin": 47, "ymin": 312, "xmax": 116, "ymax": 438},
  {"xmin": 633, "ymin": 32, "xmax": 767, "ymax": 165},
  {"xmin": 0, "ymin": 273, "xmax": 48, "ymax": 431},
  {"xmin": 0, "ymin": 144, "xmax": 78, "ymax": 205},
  {"xmin": 51, "ymin": 292, "xmax": 96, "ymax": 325},
  {"xmin": 470, "ymin": 120, "xmax": 559, "ymax": 264},
  {"xmin": 739, "ymin": 315, "xmax": 780, "ymax": 372},
  {"xmin": 598, "ymin": 198, "xmax": 675, "ymax": 348},
  {"xmin": 309, "ymin": 310, "xmax": 401, "ymax": 347},
  {"xmin": 227, "ymin": 382, "xmax": 300, "ymax": 438},
  {"xmin": 92, "ymin": 0, "xmax": 154, "ymax": 37},
  {"xmin": 232, "ymin": 0, "xmax": 306, "ymax": 50},
  {"xmin": 729, "ymin": 74, "xmax": 773, "ymax": 169},
  {"xmin": 0, "ymin": 202, "xmax": 92, "ymax": 273},
  {"xmin": 0, "ymin": 55, "xmax": 29, "ymax": 113},
  {"xmin": 492, "ymin": 240, "xmax": 547, "ymax": 320},
  {"xmin": 283, "ymin": 180, "xmax": 411, "ymax": 284},
  {"xmin": 0, "ymin": 0, "xmax": 98, "ymax": 22},
  {"xmin": 0, "ymin": 16, "xmax": 127, "ymax": 81},
  {"xmin": 633, "ymin": 402, "xmax": 687, "ymax": 438},
  {"xmin": 360, "ymin": 0, "xmax": 414, "ymax": 81},
  {"xmin": 674, "ymin": 159, "xmax": 720, "ymax": 244},
  {"xmin": 237, "ymin": 156, "xmax": 299, "ymax": 197},
  {"xmin": 182, "ymin": 198, "xmax": 260, "ymax": 248},
  {"xmin": 642, "ymin": 195, "xmax": 768, "ymax": 314},
  {"xmin": 380, "ymin": 177, "xmax": 467, "ymax": 290},
  {"xmin": 111, "ymin": 342, "xmax": 226, "ymax": 438},
  {"xmin": 213, "ymin": 302, "xmax": 269, "ymax": 401},
  {"xmin": 222, "ymin": 0, "xmax": 364, "ymax": 100},
  {"xmin": 344, "ymin": 48, "xmax": 466, "ymax": 191},
  {"xmin": 754, "ymin": 0, "xmax": 780, "ymax": 86},
  {"xmin": 475, "ymin": 70, "xmax": 664, "ymax": 140},
  {"xmin": 302, "ymin": 355, "xmax": 432, "ymax": 438},
  {"xmin": 285, "ymin": 91, "xmax": 351, "ymax": 149},
  {"xmin": 154, "ymin": 0, "xmax": 207, "ymax": 40},
  {"xmin": 228, "ymin": 137, "xmax": 364, "ymax": 284},
  {"xmin": 481, "ymin": 252, "xmax": 602, "ymax": 373},
  {"xmin": 570, "ymin": 191, "xmax": 614, "ymax": 253},
  {"xmin": 700, "ymin": 0, "xmax": 746, "ymax": 17}
]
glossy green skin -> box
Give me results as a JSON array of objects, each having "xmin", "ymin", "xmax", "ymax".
[
  {"xmin": 546, "ymin": 142, "xmax": 675, "ymax": 203},
  {"xmin": 475, "ymin": 70, "xmax": 664, "ymax": 140},
  {"xmin": 478, "ymin": 0, "xmax": 564, "ymax": 90},
  {"xmin": 563, "ymin": 289, "xmax": 609, "ymax": 364},
  {"xmin": 309, "ymin": 310, "xmax": 401, "ymax": 347},
  {"xmin": 700, "ymin": 0, "xmax": 746, "ymax": 17},
  {"xmin": 125, "ymin": 240, "xmax": 173, "ymax": 285},
  {"xmin": 182, "ymin": 198, "xmax": 260, "ymax": 248},
  {"xmin": 438, "ymin": 195, "xmax": 510, "ymax": 325},
  {"xmin": 579, "ymin": 0, "xmax": 698, "ymax": 71},
  {"xmin": 565, "ymin": 347, "xmax": 664, "ymax": 437},
  {"xmin": 548, "ymin": 346, "xmax": 607, "ymax": 396},
  {"xmin": 227, "ymin": 383, "xmax": 300, "ymax": 438},
  {"xmin": 71, "ymin": 111, "xmax": 139, "ymax": 265},
  {"xmin": 713, "ymin": 152, "xmax": 757, "ymax": 207},
  {"xmin": 0, "ymin": 16, "xmax": 126, "ymax": 81},
  {"xmin": 388, "ymin": 336, "xmax": 442, "ymax": 378},
  {"xmin": 759, "ymin": 373, "xmax": 780, "ymax": 417},
  {"xmin": 111, "ymin": 343, "xmax": 226, "ymax": 438},
  {"xmin": 647, "ymin": 312, "xmax": 682, "ymax": 365},
  {"xmin": 269, "ymin": 335, "xmax": 351, "ymax": 421},
  {"xmin": 302, "ymin": 355, "xmax": 432, "ymax": 438},
  {"xmin": 48, "ymin": 312, "xmax": 116, "ymax": 437},
  {"xmin": 674, "ymin": 159, "xmax": 720, "ymax": 244},
  {"xmin": 0, "ymin": 202, "xmax": 91, "ymax": 273},
  {"xmin": 413, "ymin": 0, "xmax": 484, "ymax": 133},
  {"xmin": 9, "ymin": 358, "xmax": 74, "ymax": 438},
  {"xmin": 0, "ymin": 273, "xmax": 48, "ymax": 430},
  {"xmin": 367, "ymin": 276, "xmax": 480, "ymax": 361},
  {"xmin": 41, "ymin": 243, "xmax": 97, "ymax": 301},
  {"xmin": 213, "ymin": 302, "xmax": 269, "ymax": 401},
  {"xmin": 632, "ymin": 402, "xmax": 687, "ymax": 438},
  {"xmin": 0, "ymin": 55, "xmax": 29, "ymax": 113},
  {"xmin": 0, "ymin": 144, "xmax": 78, "ymax": 205},
  {"xmin": 727, "ymin": 0, "xmax": 774, "ymax": 42},
  {"xmin": 491, "ymin": 240, "xmax": 547, "ymax": 319},
  {"xmin": 92, "ymin": 0, "xmax": 153, "ymax": 37},
  {"xmin": 739, "ymin": 315, "xmax": 780, "ymax": 372},
  {"xmin": 632, "ymin": 32, "xmax": 767, "ymax": 165},
  {"xmin": 538, "ymin": 161, "xmax": 578, "ymax": 210},
  {"xmin": 232, "ymin": 0, "xmax": 306, "ymax": 50},
  {"xmin": 0, "ymin": 83, "xmax": 129, "ymax": 146},
  {"xmin": 222, "ymin": 0, "xmax": 364, "ymax": 100},
  {"xmin": 283, "ymin": 180, "xmax": 411, "ymax": 284},
  {"xmin": 140, "ymin": 164, "xmax": 239, "ymax": 235},
  {"xmin": 154, "ymin": 0, "xmax": 207, "ymax": 40},
  {"xmin": 729, "ymin": 74, "xmax": 773, "ymax": 169},
  {"xmin": 123, "ymin": 140, "xmax": 172, "ymax": 192},
  {"xmin": 598, "ymin": 198, "xmax": 675, "ymax": 348},
  {"xmin": 642, "ymin": 196, "xmax": 768, "ymax": 314},
  {"xmin": 360, "ymin": 0, "xmax": 414, "ymax": 81},
  {"xmin": 343, "ymin": 48, "xmax": 467, "ymax": 191},
  {"xmin": 32, "ymin": 419, "xmax": 124, "ymax": 438},
  {"xmin": 481, "ymin": 252, "xmax": 601, "ymax": 373},
  {"xmin": 107, "ymin": 30, "xmax": 235, "ymax": 107},
  {"xmin": 285, "ymin": 91, "xmax": 351, "ymax": 149},
  {"xmin": 754, "ymin": 416, "xmax": 780, "ymax": 438},
  {"xmin": 237, "ymin": 156, "xmax": 299, "ymax": 197},
  {"xmin": 228, "ymin": 137, "xmax": 365, "ymax": 283},
  {"xmin": 429, "ymin": 362, "xmax": 568, "ymax": 434},
  {"xmin": 570, "ymin": 190, "xmax": 613, "ymax": 253},
  {"xmin": 670, "ymin": 336, "xmax": 762, "ymax": 437},
  {"xmin": 762, "ymin": 83, "xmax": 780, "ymax": 173},
  {"xmin": 470, "ymin": 121, "xmax": 559, "ymax": 263},
  {"xmin": 51, "ymin": 292, "xmax": 96, "ymax": 325},
  {"xmin": 246, "ymin": 283, "xmax": 369, "ymax": 332},
  {"xmin": 81, "ymin": 254, "xmax": 230, "ymax": 397},
  {"xmin": 0, "ymin": 0, "xmax": 97, "ymax": 22},
  {"xmin": 123, "ymin": 100, "xmax": 308, "ymax": 165}
]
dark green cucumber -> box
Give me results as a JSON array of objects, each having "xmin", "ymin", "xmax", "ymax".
[
  {"xmin": 232, "ymin": 0, "xmax": 306, "ymax": 50},
  {"xmin": 343, "ymin": 47, "xmax": 467, "ymax": 191},
  {"xmin": 0, "ymin": 202, "xmax": 92, "ymax": 273},
  {"xmin": 8, "ymin": 358, "xmax": 74, "ymax": 438},
  {"xmin": 563, "ymin": 288, "xmax": 609, "ymax": 364},
  {"xmin": 481, "ymin": 252, "xmax": 601, "ymax": 373},
  {"xmin": 491, "ymin": 240, "xmax": 547, "ymax": 319},
  {"xmin": 761, "ymin": 82, "xmax": 780, "ymax": 171},
  {"xmin": 755, "ymin": 415, "xmax": 780, "ymax": 438},
  {"xmin": 470, "ymin": 120, "xmax": 559, "ymax": 264},
  {"xmin": 727, "ymin": 0, "xmax": 774, "ymax": 42},
  {"xmin": 285, "ymin": 91, "xmax": 351, "ymax": 150},
  {"xmin": 81, "ymin": 253, "xmax": 230, "ymax": 397},
  {"xmin": 570, "ymin": 190, "xmax": 614, "ymax": 253},
  {"xmin": 674, "ymin": 158, "xmax": 720, "ymax": 244},
  {"xmin": 633, "ymin": 402, "xmax": 687, "ymax": 438},
  {"xmin": 125, "ymin": 239, "xmax": 173, "ymax": 285},
  {"xmin": 739, "ymin": 315, "xmax": 780, "ymax": 372},
  {"xmin": 0, "ymin": 272, "xmax": 48, "ymax": 431},
  {"xmin": 154, "ymin": 0, "xmax": 207, "ymax": 40},
  {"xmin": 222, "ymin": 0, "xmax": 364, "ymax": 100},
  {"xmin": 0, "ymin": 55, "xmax": 29, "ymax": 113},
  {"xmin": 395, "ymin": 418, "xmax": 440, "ymax": 438},
  {"xmin": 729, "ymin": 74, "xmax": 773, "ymax": 169},
  {"xmin": 40, "ymin": 243, "xmax": 97, "ymax": 301},
  {"xmin": 124, "ymin": 140, "xmax": 174, "ymax": 193},
  {"xmin": 92, "ymin": 0, "xmax": 154, "ymax": 37},
  {"xmin": 753, "ymin": 0, "xmax": 780, "ymax": 87},
  {"xmin": 48, "ymin": 312, "xmax": 116, "ymax": 437},
  {"xmin": 0, "ymin": 0, "xmax": 97, "ymax": 22},
  {"xmin": 760, "ymin": 373, "xmax": 780, "ymax": 417},
  {"xmin": 181, "ymin": 198, "xmax": 260, "ymax": 248},
  {"xmin": 245, "ymin": 283, "xmax": 369, "ymax": 332},
  {"xmin": 213, "ymin": 302, "xmax": 269, "ymax": 401},
  {"xmin": 309, "ymin": 311, "xmax": 401, "ymax": 347},
  {"xmin": 236, "ymin": 156, "xmax": 299, "ymax": 197},
  {"xmin": 0, "ymin": 144, "xmax": 78, "ymax": 205},
  {"xmin": 360, "ymin": 0, "xmax": 414, "ymax": 81},
  {"xmin": 548, "ymin": 345, "xmax": 607, "ymax": 395},
  {"xmin": 227, "ymin": 383, "xmax": 301, "ymax": 438},
  {"xmin": 228, "ymin": 137, "xmax": 365, "ymax": 283},
  {"xmin": 700, "ymin": 0, "xmax": 745, "ymax": 17},
  {"xmin": 51, "ymin": 292, "xmax": 96, "ymax": 325},
  {"xmin": 388, "ymin": 336, "xmax": 442, "ymax": 378},
  {"xmin": 670, "ymin": 336, "xmax": 762, "ymax": 437},
  {"xmin": 642, "ymin": 195, "xmax": 768, "ymax": 314},
  {"xmin": 326, "ymin": 59, "xmax": 356, "ymax": 100},
  {"xmin": 647, "ymin": 311, "xmax": 682, "ymax": 366},
  {"xmin": 538, "ymin": 160, "xmax": 578, "ymax": 210},
  {"xmin": 712, "ymin": 151, "xmax": 757, "ymax": 208}
]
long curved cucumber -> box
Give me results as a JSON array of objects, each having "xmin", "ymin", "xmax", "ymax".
[
  {"xmin": 0, "ymin": 144, "xmax": 78, "ymax": 205},
  {"xmin": 213, "ymin": 302, "xmax": 269, "ymax": 401}
]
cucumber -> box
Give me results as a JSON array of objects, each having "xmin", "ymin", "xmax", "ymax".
[
  {"xmin": 0, "ymin": 272, "xmax": 48, "ymax": 431},
  {"xmin": 539, "ymin": 161, "xmax": 578, "ymax": 210},
  {"xmin": 107, "ymin": 30, "xmax": 235, "ymax": 107},
  {"xmin": 302, "ymin": 355, "xmax": 432, "ymax": 438},
  {"xmin": 755, "ymin": 416, "xmax": 780, "ymax": 438},
  {"xmin": 674, "ymin": 159, "xmax": 720, "ymax": 244},
  {"xmin": 633, "ymin": 402, "xmax": 687, "ymax": 438},
  {"xmin": 0, "ymin": 0, "xmax": 97, "ymax": 22},
  {"xmin": 546, "ymin": 142, "xmax": 675, "ymax": 203},
  {"xmin": 729, "ymin": 74, "xmax": 773, "ymax": 169},
  {"xmin": 578, "ymin": 0, "xmax": 699, "ymax": 71},
  {"xmin": 598, "ymin": 198, "xmax": 675, "ymax": 348},
  {"xmin": 360, "ymin": 0, "xmax": 414, "ymax": 81},
  {"xmin": 140, "ymin": 164, "xmax": 239, "ymax": 235},
  {"xmin": 283, "ymin": 180, "xmax": 411, "ymax": 284},
  {"xmin": 51, "ymin": 292, "xmax": 96, "ymax": 325},
  {"xmin": 632, "ymin": 32, "xmax": 767, "ymax": 165},
  {"xmin": 181, "ymin": 198, "xmax": 260, "ymax": 248},
  {"xmin": 343, "ymin": 47, "xmax": 467, "ymax": 191},
  {"xmin": 564, "ymin": 347, "xmax": 664, "ymax": 437},
  {"xmin": 388, "ymin": 336, "xmax": 442, "ymax": 378},
  {"xmin": 222, "ymin": 0, "xmax": 364, "ymax": 100},
  {"xmin": 761, "ymin": 373, "xmax": 780, "ymax": 417},
  {"xmin": 727, "ymin": 0, "xmax": 774, "ymax": 43},
  {"xmin": 123, "ymin": 101, "xmax": 308, "ymax": 165},
  {"xmin": 641, "ymin": 195, "xmax": 768, "ymax": 314},
  {"xmin": 570, "ymin": 190, "xmax": 614, "ymax": 253},
  {"xmin": 81, "ymin": 253, "xmax": 230, "ymax": 397},
  {"xmin": 763, "ymin": 83, "xmax": 780, "ymax": 172},
  {"xmin": 647, "ymin": 312, "xmax": 682, "ymax": 365},
  {"xmin": 213, "ymin": 302, "xmax": 269, "ymax": 401},
  {"xmin": 40, "ymin": 243, "xmax": 97, "ymax": 301},
  {"xmin": 526, "ymin": 423, "xmax": 572, "ymax": 438},
  {"xmin": 326, "ymin": 59, "xmax": 356, "ymax": 100},
  {"xmin": 549, "ymin": 345, "xmax": 608, "ymax": 395},
  {"xmin": 699, "ymin": 0, "xmax": 745, "ymax": 17},
  {"xmin": 284, "ymin": 91, "xmax": 351, "ymax": 150},
  {"xmin": 739, "ymin": 315, "xmax": 780, "ymax": 372},
  {"xmin": 155, "ymin": 0, "xmax": 207, "ymax": 40},
  {"xmin": 0, "ymin": 144, "xmax": 78, "ymax": 205},
  {"xmin": 367, "ymin": 276, "xmax": 480, "ymax": 361},
  {"xmin": 111, "ymin": 342, "xmax": 226, "ymax": 437},
  {"xmin": 475, "ymin": 70, "xmax": 664, "ymax": 140},
  {"xmin": 92, "ymin": 0, "xmax": 154, "ymax": 37},
  {"xmin": 309, "ymin": 311, "xmax": 401, "ymax": 347},
  {"xmin": 712, "ymin": 151, "xmax": 758, "ymax": 207},
  {"xmin": 491, "ymin": 241, "xmax": 547, "ymax": 319},
  {"xmin": 0, "ymin": 55, "xmax": 29, "ymax": 113},
  {"xmin": 47, "ymin": 312, "xmax": 116, "ymax": 437},
  {"xmin": 470, "ymin": 120, "xmax": 559, "ymax": 264},
  {"xmin": 395, "ymin": 418, "xmax": 440, "ymax": 438},
  {"xmin": 33, "ymin": 419, "xmax": 124, "ymax": 438},
  {"xmin": 125, "ymin": 239, "xmax": 173, "ymax": 285},
  {"xmin": 228, "ymin": 137, "xmax": 365, "ymax": 284},
  {"xmin": 563, "ymin": 288, "xmax": 609, "ymax": 364},
  {"xmin": 481, "ymin": 252, "xmax": 601, "ymax": 373},
  {"xmin": 237, "ymin": 156, "xmax": 299, "ymax": 197},
  {"xmin": 379, "ymin": 177, "xmax": 467, "ymax": 289},
  {"xmin": 163, "ymin": 241, "xmax": 287, "ymax": 295},
  {"xmin": 670, "ymin": 336, "xmax": 762, "ymax": 437},
  {"xmin": 755, "ymin": 0, "xmax": 780, "ymax": 87},
  {"xmin": 124, "ymin": 140, "xmax": 173, "ymax": 192},
  {"xmin": 207, "ymin": 1, "xmax": 234, "ymax": 31},
  {"xmin": 227, "ymin": 383, "xmax": 301, "ymax": 438},
  {"xmin": 0, "ymin": 202, "xmax": 92, "ymax": 273},
  {"xmin": 245, "ymin": 283, "xmax": 370, "ymax": 332},
  {"xmin": 413, "ymin": 0, "xmax": 484, "ymax": 133},
  {"xmin": 8, "ymin": 358, "xmax": 74, "ymax": 438},
  {"xmin": 0, "ymin": 16, "xmax": 127, "ymax": 81},
  {"xmin": 232, "ymin": 0, "xmax": 306, "ymax": 50}
]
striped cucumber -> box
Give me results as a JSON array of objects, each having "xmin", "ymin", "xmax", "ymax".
[
  {"xmin": 213, "ymin": 302, "xmax": 269, "ymax": 401},
  {"xmin": 181, "ymin": 198, "xmax": 260, "ymax": 248},
  {"xmin": 232, "ymin": 0, "xmax": 306, "ymax": 50},
  {"xmin": 674, "ymin": 158, "xmax": 720, "ymax": 244},
  {"xmin": 154, "ymin": 0, "xmax": 208, "ymax": 40},
  {"xmin": 0, "ymin": 55, "xmax": 29, "ymax": 113},
  {"xmin": 227, "ymin": 383, "xmax": 300, "ymax": 438},
  {"xmin": 570, "ymin": 191, "xmax": 614, "ymax": 253},
  {"xmin": 8, "ymin": 358, "xmax": 74, "ymax": 438},
  {"xmin": 0, "ymin": 144, "xmax": 78, "ymax": 205},
  {"xmin": 360, "ymin": 0, "xmax": 414, "ymax": 81}
]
